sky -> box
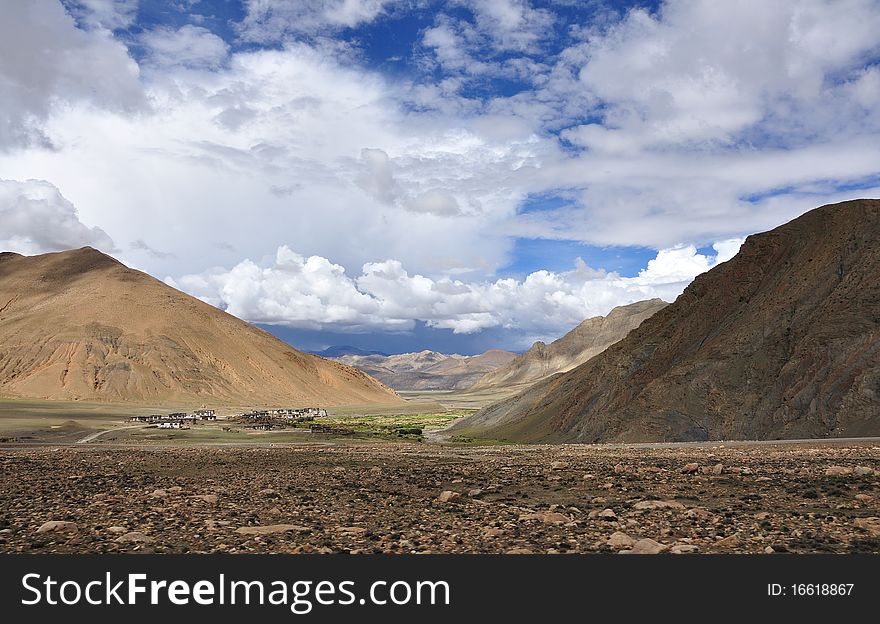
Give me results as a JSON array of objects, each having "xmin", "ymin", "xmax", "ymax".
[{"xmin": 1, "ymin": 0, "xmax": 879, "ymax": 354}]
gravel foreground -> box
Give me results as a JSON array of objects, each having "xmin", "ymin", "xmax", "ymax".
[{"xmin": 1, "ymin": 441, "xmax": 878, "ymax": 554}]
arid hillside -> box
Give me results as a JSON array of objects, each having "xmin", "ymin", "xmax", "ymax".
[
  {"xmin": 453, "ymin": 199, "xmax": 880, "ymax": 443},
  {"xmin": 469, "ymin": 299, "xmax": 667, "ymax": 393},
  {"xmin": 0, "ymin": 248, "xmax": 402, "ymax": 408}
]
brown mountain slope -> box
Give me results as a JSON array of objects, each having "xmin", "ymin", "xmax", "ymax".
[
  {"xmin": 0, "ymin": 248, "xmax": 402, "ymax": 408},
  {"xmin": 452, "ymin": 199, "xmax": 880, "ymax": 443},
  {"xmin": 469, "ymin": 299, "xmax": 667, "ymax": 393},
  {"xmin": 334, "ymin": 349, "xmax": 516, "ymax": 390}
]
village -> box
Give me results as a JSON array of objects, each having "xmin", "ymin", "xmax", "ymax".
[{"xmin": 127, "ymin": 407, "xmax": 343, "ymax": 432}]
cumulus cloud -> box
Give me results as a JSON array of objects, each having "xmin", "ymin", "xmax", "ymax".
[
  {"xmin": 63, "ymin": 0, "xmax": 140, "ymax": 30},
  {"xmin": 0, "ymin": 179, "xmax": 115, "ymax": 254},
  {"xmin": 568, "ymin": 0, "xmax": 880, "ymax": 149},
  {"xmin": 238, "ymin": 0, "xmax": 398, "ymax": 41},
  {"xmin": 171, "ymin": 240, "xmax": 742, "ymax": 336},
  {"xmin": 130, "ymin": 239, "xmax": 174, "ymax": 259},
  {"xmin": 0, "ymin": 0, "xmax": 143, "ymax": 150},
  {"xmin": 140, "ymin": 24, "xmax": 229, "ymax": 70},
  {"xmin": 464, "ymin": 0, "xmax": 554, "ymax": 53},
  {"xmin": 1, "ymin": 39, "xmax": 547, "ymax": 277},
  {"xmin": 1, "ymin": 0, "xmax": 878, "ymax": 337}
]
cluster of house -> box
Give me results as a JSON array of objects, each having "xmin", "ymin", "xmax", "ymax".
[
  {"xmin": 126, "ymin": 408, "xmax": 333, "ymax": 432},
  {"xmin": 232, "ymin": 407, "xmax": 330, "ymax": 431},
  {"xmin": 237, "ymin": 407, "xmax": 328, "ymax": 420},
  {"xmin": 128, "ymin": 409, "xmax": 216, "ymax": 429}
]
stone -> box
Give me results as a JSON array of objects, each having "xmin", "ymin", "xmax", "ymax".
[
  {"xmin": 855, "ymin": 494, "xmax": 874, "ymax": 503},
  {"xmin": 714, "ymin": 533, "xmax": 741, "ymax": 548},
  {"xmin": 505, "ymin": 548, "xmax": 533, "ymax": 554},
  {"xmin": 711, "ymin": 463, "xmax": 724, "ymax": 475},
  {"xmin": 519, "ymin": 512, "xmax": 570, "ymax": 525},
  {"xmin": 150, "ymin": 489, "xmax": 168, "ymax": 498},
  {"xmin": 336, "ymin": 526, "xmax": 368, "ymax": 535},
  {"xmin": 467, "ymin": 488, "xmax": 483, "ymax": 497},
  {"xmin": 437, "ymin": 490, "xmax": 461, "ymax": 503},
  {"xmin": 597, "ymin": 508, "xmax": 617, "ymax": 520},
  {"xmin": 853, "ymin": 466, "xmax": 874, "ymax": 476},
  {"xmin": 235, "ymin": 524, "xmax": 310, "ymax": 536},
  {"xmin": 764, "ymin": 546, "xmax": 775, "ymax": 554},
  {"xmin": 753, "ymin": 512, "xmax": 771, "ymax": 521},
  {"xmin": 633, "ymin": 499, "xmax": 685, "ymax": 510},
  {"xmin": 613, "ymin": 463, "xmax": 626, "ymax": 474},
  {"xmin": 369, "ymin": 466, "xmax": 382, "ymax": 474},
  {"xmin": 825, "ymin": 465, "xmax": 852, "ymax": 476},
  {"xmin": 853, "ymin": 517, "xmax": 880, "ymax": 536},
  {"xmin": 196, "ymin": 494, "xmax": 218, "ymax": 504},
  {"xmin": 622, "ymin": 538, "xmax": 668, "ymax": 554},
  {"xmin": 114, "ymin": 531, "xmax": 153, "ymax": 544},
  {"xmin": 550, "ymin": 461, "xmax": 568, "ymax": 470},
  {"xmin": 607, "ymin": 531, "xmax": 635, "ymax": 549},
  {"xmin": 682, "ymin": 463, "xmax": 699, "ymax": 474},
  {"xmin": 259, "ymin": 488, "xmax": 280, "ymax": 498},
  {"xmin": 671, "ymin": 544, "xmax": 699, "ymax": 554},
  {"xmin": 36, "ymin": 521, "xmax": 78, "ymax": 535},
  {"xmin": 107, "ymin": 526, "xmax": 128, "ymax": 534},
  {"xmin": 483, "ymin": 528, "xmax": 504, "ymax": 538}
]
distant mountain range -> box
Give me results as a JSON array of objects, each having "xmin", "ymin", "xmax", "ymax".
[
  {"xmin": 322, "ymin": 301, "xmax": 669, "ymax": 393},
  {"xmin": 469, "ymin": 299, "xmax": 668, "ymax": 395},
  {"xmin": 310, "ymin": 346, "xmax": 389, "ymax": 358},
  {"xmin": 452, "ymin": 199, "xmax": 880, "ymax": 443},
  {"xmin": 0, "ymin": 248, "xmax": 402, "ymax": 408},
  {"xmin": 332, "ymin": 349, "xmax": 516, "ymax": 391}
]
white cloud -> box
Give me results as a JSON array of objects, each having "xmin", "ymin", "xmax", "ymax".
[
  {"xmin": 171, "ymin": 239, "xmax": 742, "ymax": 336},
  {"xmin": 140, "ymin": 24, "xmax": 229, "ymax": 69},
  {"xmin": 0, "ymin": 0, "xmax": 878, "ymax": 347},
  {"xmin": 420, "ymin": 2, "xmax": 555, "ymax": 80},
  {"xmin": 0, "ymin": 0, "xmax": 143, "ymax": 151},
  {"xmin": 567, "ymin": 0, "xmax": 880, "ymax": 149},
  {"xmin": 64, "ymin": 0, "xmax": 140, "ymax": 30},
  {"xmin": 0, "ymin": 40, "xmax": 549, "ymax": 278},
  {"xmin": 464, "ymin": 0, "xmax": 554, "ymax": 53},
  {"xmin": 497, "ymin": 0, "xmax": 880, "ymax": 248},
  {"xmin": 238, "ymin": 0, "xmax": 398, "ymax": 41},
  {"xmin": 0, "ymin": 179, "xmax": 115, "ymax": 254}
]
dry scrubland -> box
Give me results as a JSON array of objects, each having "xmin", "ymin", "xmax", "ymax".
[{"xmin": 1, "ymin": 440, "xmax": 878, "ymax": 554}]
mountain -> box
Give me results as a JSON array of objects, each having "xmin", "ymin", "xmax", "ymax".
[
  {"xmin": 452, "ymin": 199, "xmax": 880, "ymax": 443},
  {"xmin": 469, "ymin": 299, "xmax": 668, "ymax": 393},
  {"xmin": 0, "ymin": 247, "xmax": 402, "ymax": 408},
  {"xmin": 311, "ymin": 346, "xmax": 388, "ymax": 357},
  {"xmin": 334, "ymin": 349, "xmax": 516, "ymax": 391}
]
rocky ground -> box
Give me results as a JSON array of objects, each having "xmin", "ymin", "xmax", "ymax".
[{"xmin": 0, "ymin": 440, "xmax": 878, "ymax": 554}]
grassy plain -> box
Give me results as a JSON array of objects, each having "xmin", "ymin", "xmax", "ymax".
[{"xmin": 0, "ymin": 397, "xmax": 473, "ymax": 445}]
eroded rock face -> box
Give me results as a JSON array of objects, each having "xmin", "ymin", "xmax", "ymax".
[
  {"xmin": 457, "ymin": 199, "xmax": 880, "ymax": 443},
  {"xmin": 469, "ymin": 299, "xmax": 668, "ymax": 393}
]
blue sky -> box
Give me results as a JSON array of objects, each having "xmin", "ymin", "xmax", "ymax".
[{"xmin": 2, "ymin": 0, "xmax": 880, "ymax": 353}]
